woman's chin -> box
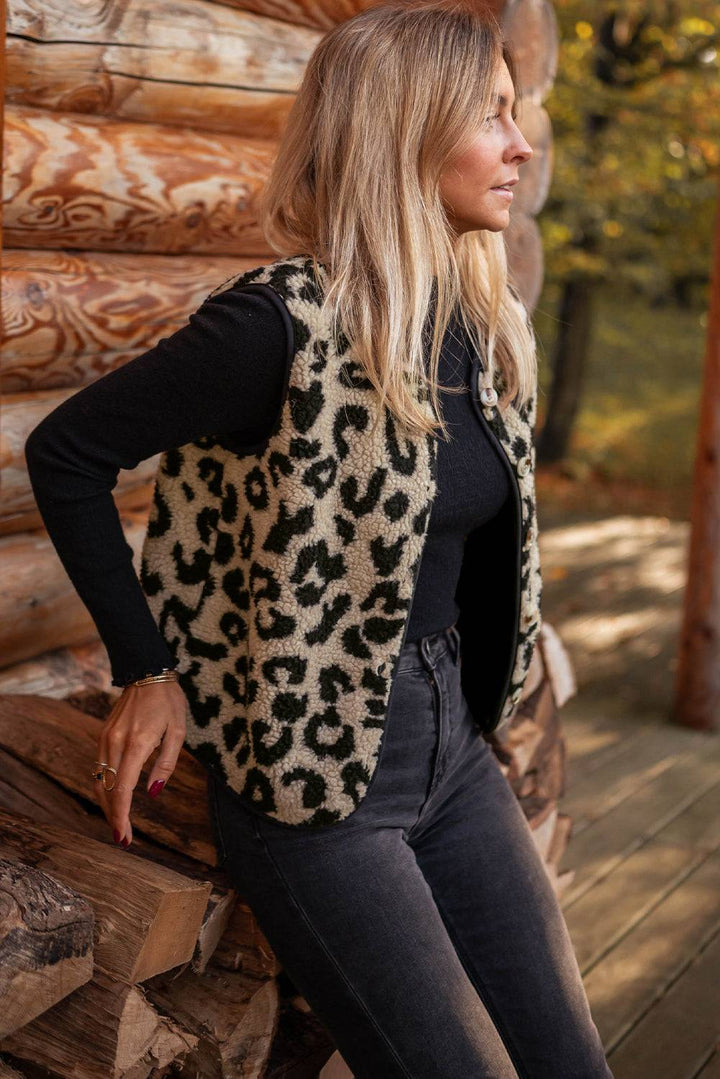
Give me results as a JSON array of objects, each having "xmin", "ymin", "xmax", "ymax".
[{"xmin": 480, "ymin": 213, "xmax": 511, "ymax": 233}]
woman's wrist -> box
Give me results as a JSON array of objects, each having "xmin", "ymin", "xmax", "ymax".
[{"xmin": 121, "ymin": 666, "xmax": 179, "ymax": 689}]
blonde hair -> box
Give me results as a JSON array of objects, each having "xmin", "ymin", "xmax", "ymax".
[{"xmin": 258, "ymin": 0, "xmax": 538, "ymax": 440}]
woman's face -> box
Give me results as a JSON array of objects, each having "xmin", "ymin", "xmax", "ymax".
[{"xmin": 439, "ymin": 60, "xmax": 533, "ymax": 237}]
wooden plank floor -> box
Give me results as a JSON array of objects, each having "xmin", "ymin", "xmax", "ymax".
[
  {"xmin": 539, "ymin": 512, "xmax": 720, "ymax": 1078},
  {"xmin": 561, "ymin": 712, "xmax": 720, "ymax": 1074},
  {"xmin": 558, "ymin": 706, "xmax": 720, "ymax": 1078}
]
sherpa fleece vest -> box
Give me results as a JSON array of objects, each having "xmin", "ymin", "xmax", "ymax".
[{"xmin": 139, "ymin": 254, "xmax": 543, "ymax": 828}]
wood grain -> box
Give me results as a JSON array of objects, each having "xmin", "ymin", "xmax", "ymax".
[
  {"xmin": 0, "ymin": 510, "xmax": 148, "ymax": 668},
  {"xmin": 4, "ymin": 106, "xmax": 277, "ymax": 255},
  {"xmin": 6, "ymin": 0, "xmax": 320, "ymax": 136},
  {"xmin": 2, "ymin": 249, "xmax": 253, "ymax": 392},
  {"xmin": 0, "ymin": 695, "xmax": 218, "ymax": 866},
  {"xmin": 0, "ymin": 856, "xmax": 94, "ymax": 1038},
  {"xmin": 2, "ymin": 964, "xmax": 197, "ymax": 1079}
]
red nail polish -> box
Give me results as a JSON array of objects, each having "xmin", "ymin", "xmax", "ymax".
[
  {"xmin": 121, "ymin": 837, "xmax": 130, "ymax": 849},
  {"xmin": 113, "ymin": 828, "xmax": 121, "ymax": 844},
  {"xmin": 149, "ymin": 779, "xmax": 165, "ymax": 798}
]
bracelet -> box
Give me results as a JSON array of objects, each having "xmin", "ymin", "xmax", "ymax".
[{"xmin": 124, "ymin": 668, "xmax": 179, "ymax": 688}]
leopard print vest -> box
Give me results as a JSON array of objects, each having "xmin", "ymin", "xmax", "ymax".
[{"xmin": 139, "ymin": 254, "xmax": 542, "ymax": 828}]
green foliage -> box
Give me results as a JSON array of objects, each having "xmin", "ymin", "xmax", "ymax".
[
  {"xmin": 533, "ymin": 280, "xmax": 707, "ymax": 495},
  {"xmin": 539, "ymin": 0, "xmax": 720, "ymax": 295}
]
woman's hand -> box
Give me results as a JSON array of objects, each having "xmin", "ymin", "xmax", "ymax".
[{"xmin": 95, "ymin": 680, "xmax": 187, "ymax": 848}]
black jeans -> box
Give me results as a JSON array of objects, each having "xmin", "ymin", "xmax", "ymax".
[{"xmin": 206, "ymin": 624, "xmax": 613, "ymax": 1078}]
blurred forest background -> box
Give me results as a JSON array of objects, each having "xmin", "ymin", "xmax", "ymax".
[{"xmin": 531, "ymin": 0, "xmax": 720, "ymax": 524}]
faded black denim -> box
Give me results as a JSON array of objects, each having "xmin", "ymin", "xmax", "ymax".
[{"xmin": 206, "ymin": 624, "xmax": 614, "ymax": 1079}]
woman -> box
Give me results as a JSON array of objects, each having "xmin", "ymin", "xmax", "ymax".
[{"xmin": 25, "ymin": 1, "xmax": 613, "ymax": 1075}]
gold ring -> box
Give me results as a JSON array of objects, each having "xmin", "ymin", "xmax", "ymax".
[
  {"xmin": 92, "ymin": 761, "xmax": 109, "ymax": 783},
  {"xmin": 101, "ymin": 766, "xmax": 118, "ymax": 792}
]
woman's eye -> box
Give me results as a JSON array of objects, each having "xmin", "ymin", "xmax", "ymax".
[{"xmin": 485, "ymin": 112, "xmax": 501, "ymax": 125}]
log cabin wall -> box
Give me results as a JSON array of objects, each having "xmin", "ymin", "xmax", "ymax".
[
  {"xmin": 1, "ymin": 0, "xmax": 557, "ymax": 698},
  {"xmin": 0, "ymin": 9, "xmax": 575, "ymax": 1071}
]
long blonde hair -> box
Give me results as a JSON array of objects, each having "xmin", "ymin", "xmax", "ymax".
[{"xmin": 258, "ymin": 0, "xmax": 538, "ymax": 440}]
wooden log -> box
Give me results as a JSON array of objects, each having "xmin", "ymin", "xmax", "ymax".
[
  {"xmin": 0, "ymin": 485, "xmax": 152, "ymax": 539},
  {"xmin": 319, "ymin": 1051, "xmax": 353, "ymax": 1079},
  {"xmin": 0, "ymin": 688, "xmax": 281, "ymax": 979},
  {"xmin": 546, "ymin": 810, "xmax": 573, "ymax": 873},
  {"xmin": 259, "ymin": 984, "xmax": 337, "ymax": 1078},
  {"xmin": 500, "ymin": 0, "xmax": 559, "ymax": 310},
  {"xmin": 0, "ymin": 1057, "xmax": 29, "ymax": 1078},
  {"xmin": 0, "ymin": 714, "xmax": 280, "ymax": 979},
  {"xmin": 510, "ymin": 101, "xmax": 552, "ymax": 218},
  {"xmin": 503, "ymin": 0, "xmax": 559, "ymax": 101},
  {"xmin": 0, "ymin": 641, "xmax": 112, "ymax": 697},
  {"xmin": 0, "ymin": 1057, "xmax": 30, "ymax": 1074},
  {"xmin": 2, "ymin": 390, "xmax": 157, "ymax": 522},
  {"xmin": 0, "ymin": 856, "xmax": 94, "ymax": 1038},
  {"xmin": 0, "ymin": 511, "xmax": 147, "ymax": 669},
  {"xmin": 484, "ymin": 618, "xmax": 573, "ymax": 896},
  {"xmin": 0, "ymin": 0, "xmax": 5, "ymax": 266},
  {"xmin": 4, "ymin": 105, "xmax": 275, "ymax": 256},
  {"xmin": 212, "ymin": 899, "xmax": 282, "ymax": 980},
  {"xmin": 230, "ymin": 0, "xmax": 504, "ymax": 30},
  {"xmin": 672, "ymin": 168, "xmax": 720, "ymax": 729},
  {"xmin": 193, "ymin": 0, "xmax": 373, "ymax": 31},
  {"xmin": 0, "ymin": 740, "xmax": 221, "ymax": 879},
  {"xmin": 538, "ymin": 621, "xmax": 577, "ymax": 709},
  {"xmin": 144, "ymin": 960, "xmax": 279, "ymax": 1079},
  {"xmin": 0, "ymin": 808, "xmax": 212, "ymax": 983},
  {"xmin": 6, "ymin": 0, "xmax": 319, "ymax": 137},
  {"xmin": 2, "ymin": 249, "xmax": 251, "ymax": 392},
  {"xmin": 2, "ymin": 965, "xmax": 197, "ymax": 1079},
  {"xmin": 504, "ymin": 211, "xmax": 545, "ymax": 313},
  {"xmin": 526, "ymin": 798, "xmax": 558, "ymax": 861},
  {"xmin": 0, "ymin": 747, "xmax": 115, "ymax": 845},
  {"xmin": 0, "ymin": 695, "xmax": 217, "ymax": 866}
]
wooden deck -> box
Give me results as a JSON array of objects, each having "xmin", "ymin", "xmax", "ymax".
[
  {"xmin": 541, "ymin": 512, "xmax": 720, "ymax": 1078},
  {"xmin": 559, "ymin": 707, "xmax": 720, "ymax": 1078}
]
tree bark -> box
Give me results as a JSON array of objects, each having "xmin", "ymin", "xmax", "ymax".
[{"xmin": 536, "ymin": 276, "xmax": 595, "ymax": 464}]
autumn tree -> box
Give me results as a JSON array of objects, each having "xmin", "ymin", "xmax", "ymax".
[{"xmin": 537, "ymin": 1, "xmax": 720, "ymax": 463}]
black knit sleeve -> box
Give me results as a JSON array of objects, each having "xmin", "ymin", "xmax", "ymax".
[{"xmin": 24, "ymin": 283, "xmax": 293, "ymax": 688}]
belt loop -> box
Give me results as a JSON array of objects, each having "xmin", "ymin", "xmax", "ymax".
[
  {"xmin": 419, "ymin": 635, "xmax": 437, "ymax": 674},
  {"xmin": 449, "ymin": 623, "xmax": 461, "ymax": 666}
]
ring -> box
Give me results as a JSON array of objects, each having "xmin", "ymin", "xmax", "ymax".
[
  {"xmin": 101, "ymin": 766, "xmax": 118, "ymax": 792},
  {"xmin": 91, "ymin": 762, "xmax": 118, "ymax": 791}
]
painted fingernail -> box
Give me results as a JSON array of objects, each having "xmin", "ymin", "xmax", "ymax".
[
  {"xmin": 113, "ymin": 828, "xmax": 121, "ymax": 844},
  {"xmin": 148, "ymin": 780, "xmax": 165, "ymax": 798},
  {"xmin": 121, "ymin": 837, "xmax": 130, "ymax": 849}
]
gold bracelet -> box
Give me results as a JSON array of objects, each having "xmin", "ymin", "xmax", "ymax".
[{"xmin": 125, "ymin": 668, "xmax": 179, "ymax": 688}]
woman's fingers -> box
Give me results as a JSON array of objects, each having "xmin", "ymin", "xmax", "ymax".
[
  {"xmin": 92, "ymin": 682, "xmax": 187, "ymax": 848},
  {"xmin": 108, "ymin": 730, "xmax": 157, "ymax": 846},
  {"xmin": 95, "ymin": 723, "xmax": 128, "ymax": 844},
  {"xmin": 146, "ymin": 722, "xmax": 186, "ymax": 798}
]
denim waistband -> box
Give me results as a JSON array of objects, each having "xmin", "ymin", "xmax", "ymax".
[{"xmin": 397, "ymin": 622, "xmax": 461, "ymax": 673}]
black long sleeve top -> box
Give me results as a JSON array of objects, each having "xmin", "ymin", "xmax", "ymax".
[{"xmin": 24, "ymin": 281, "xmax": 510, "ymax": 688}]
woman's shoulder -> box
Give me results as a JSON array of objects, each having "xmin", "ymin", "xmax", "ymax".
[{"xmin": 206, "ymin": 254, "xmax": 320, "ymax": 304}]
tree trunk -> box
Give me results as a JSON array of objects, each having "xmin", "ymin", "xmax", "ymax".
[{"xmin": 536, "ymin": 276, "xmax": 595, "ymax": 464}]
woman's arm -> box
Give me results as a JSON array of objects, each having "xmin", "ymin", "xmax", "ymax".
[{"xmin": 24, "ymin": 282, "xmax": 293, "ymax": 688}]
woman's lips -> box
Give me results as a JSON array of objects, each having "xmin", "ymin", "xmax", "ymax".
[{"xmin": 491, "ymin": 186, "xmax": 514, "ymax": 199}]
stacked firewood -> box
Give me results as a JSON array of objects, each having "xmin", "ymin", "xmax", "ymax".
[
  {"xmin": 0, "ymin": 691, "xmax": 335, "ymax": 1077},
  {"xmin": 0, "ymin": 622, "xmax": 575, "ymax": 1078},
  {"xmin": 486, "ymin": 622, "xmax": 578, "ymax": 898}
]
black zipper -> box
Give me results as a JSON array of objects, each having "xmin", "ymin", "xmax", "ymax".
[
  {"xmin": 468, "ymin": 371, "xmax": 523, "ymax": 732},
  {"xmin": 425, "ymin": 664, "xmax": 444, "ymax": 780}
]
